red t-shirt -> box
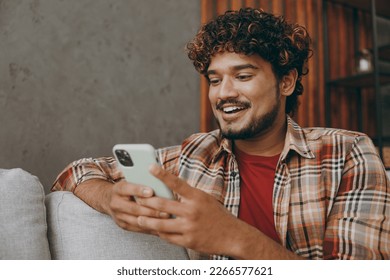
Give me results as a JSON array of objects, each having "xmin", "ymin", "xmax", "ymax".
[{"xmin": 235, "ymin": 147, "xmax": 281, "ymax": 243}]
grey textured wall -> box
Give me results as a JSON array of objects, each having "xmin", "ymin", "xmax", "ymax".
[{"xmin": 0, "ymin": 0, "xmax": 200, "ymax": 192}]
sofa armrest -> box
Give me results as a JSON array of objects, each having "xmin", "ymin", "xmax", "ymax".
[
  {"xmin": 45, "ymin": 191, "xmax": 189, "ymax": 260},
  {"xmin": 0, "ymin": 168, "xmax": 51, "ymax": 260}
]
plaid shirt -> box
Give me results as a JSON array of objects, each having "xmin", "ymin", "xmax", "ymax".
[{"xmin": 52, "ymin": 117, "xmax": 390, "ymax": 260}]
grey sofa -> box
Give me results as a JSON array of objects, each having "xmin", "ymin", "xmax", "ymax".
[{"xmin": 0, "ymin": 168, "xmax": 188, "ymax": 260}]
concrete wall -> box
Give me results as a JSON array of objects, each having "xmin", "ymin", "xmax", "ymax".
[{"xmin": 0, "ymin": 0, "xmax": 200, "ymax": 192}]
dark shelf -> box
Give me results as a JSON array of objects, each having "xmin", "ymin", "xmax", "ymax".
[
  {"xmin": 379, "ymin": 44, "xmax": 390, "ymax": 62},
  {"xmin": 328, "ymin": 45, "xmax": 390, "ymax": 88},
  {"xmin": 328, "ymin": 72, "xmax": 390, "ymax": 88},
  {"xmin": 328, "ymin": 54, "xmax": 390, "ymax": 88},
  {"xmin": 372, "ymin": 137, "xmax": 390, "ymax": 144},
  {"xmin": 328, "ymin": 0, "xmax": 390, "ymax": 19}
]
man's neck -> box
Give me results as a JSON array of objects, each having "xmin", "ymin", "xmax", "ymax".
[{"xmin": 233, "ymin": 118, "xmax": 287, "ymax": 157}]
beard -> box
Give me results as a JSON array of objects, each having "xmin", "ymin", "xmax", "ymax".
[{"xmin": 216, "ymin": 93, "xmax": 281, "ymax": 140}]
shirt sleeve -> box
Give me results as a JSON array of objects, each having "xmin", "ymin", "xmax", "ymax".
[
  {"xmin": 51, "ymin": 157, "xmax": 124, "ymax": 192},
  {"xmin": 323, "ymin": 135, "xmax": 390, "ymax": 259}
]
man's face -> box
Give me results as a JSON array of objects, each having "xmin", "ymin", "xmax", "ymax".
[{"xmin": 207, "ymin": 52, "xmax": 285, "ymax": 140}]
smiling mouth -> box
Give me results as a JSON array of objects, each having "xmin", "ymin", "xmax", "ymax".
[
  {"xmin": 216, "ymin": 100, "xmax": 251, "ymax": 115},
  {"xmin": 221, "ymin": 105, "xmax": 247, "ymax": 114}
]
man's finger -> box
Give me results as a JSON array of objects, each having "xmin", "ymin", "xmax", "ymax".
[
  {"xmin": 149, "ymin": 164, "xmax": 192, "ymax": 197},
  {"xmin": 137, "ymin": 215, "xmax": 180, "ymax": 234},
  {"xmin": 115, "ymin": 181, "xmax": 154, "ymax": 198},
  {"xmin": 137, "ymin": 196, "xmax": 183, "ymax": 217}
]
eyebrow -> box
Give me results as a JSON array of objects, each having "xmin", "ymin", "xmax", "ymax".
[{"xmin": 206, "ymin": 64, "xmax": 259, "ymax": 76}]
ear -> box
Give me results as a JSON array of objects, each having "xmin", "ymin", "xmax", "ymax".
[{"xmin": 279, "ymin": 69, "xmax": 298, "ymax": 97}]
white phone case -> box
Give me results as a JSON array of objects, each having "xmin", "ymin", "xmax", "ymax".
[{"xmin": 112, "ymin": 144, "xmax": 174, "ymax": 200}]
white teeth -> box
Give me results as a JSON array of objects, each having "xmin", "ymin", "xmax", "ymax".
[{"xmin": 223, "ymin": 106, "xmax": 244, "ymax": 113}]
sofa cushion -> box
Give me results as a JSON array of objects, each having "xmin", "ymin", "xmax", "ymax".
[
  {"xmin": 45, "ymin": 191, "xmax": 189, "ymax": 259},
  {"xmin": 0, "ymin": 168, "xmax": 51, "ymax": 259}
]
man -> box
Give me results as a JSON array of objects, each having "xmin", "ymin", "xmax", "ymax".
[{"xmin": 52, "ymin": 8, "xmax": 390, "ymax": 260}]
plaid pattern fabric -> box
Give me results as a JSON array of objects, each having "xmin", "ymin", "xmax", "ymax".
[{"xmin": 52, "ymin": 117, "xmax": 390, "ymax": 260}]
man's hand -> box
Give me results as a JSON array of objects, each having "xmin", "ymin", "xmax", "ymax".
[
  {"xmin": 74, "ymin": 179, "xmax": 170, "ymax": 234},
  {"xmin": 136, "ymin": 164, "xmax": 304, "ymax": 260},
  {"xmin": 135, "ymin": 164, "xmax": 248, "ymax": 256}
]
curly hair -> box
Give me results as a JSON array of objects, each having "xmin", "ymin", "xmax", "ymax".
[{"xmin": 186, "ymin": 8, "xmax": 312, "ymax": 114}]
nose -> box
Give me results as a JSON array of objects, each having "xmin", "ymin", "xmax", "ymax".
[{"xmin": 218, "ymin": 77, "xmax": 239, "ymax": 100}]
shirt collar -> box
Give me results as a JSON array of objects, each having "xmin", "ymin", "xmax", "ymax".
[
  {"xmin": 211, "ymin": 133, "xmax": 233, "ymax": 163},
  {"xmin": 281, "ymin": 116, "xmax": 315, "ymax": 161},
  {"xmin": 211, "ymin": 115, "xmax": 315, "ymax": 162}
]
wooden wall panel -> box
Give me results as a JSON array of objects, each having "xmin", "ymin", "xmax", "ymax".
[
  {"xmin": 272, "ymin": 0, "xmax": 285, "ymax": 15},
  {"xmin": 336, "ymin": 4, "xmax": 349, "ymax": 130},
  {"xmin": 326, "ymin": 2, "xmax": 374, "ymax": 135},
  {"xmin": 294, "ymin": 0, "xmax": 308, "ymax": 126},
  {"xmin": 199, "ymin": 0, "xmax": 326, "ymax": 131},
  {"xmin": 359, "ymin": 11, "xmax": 376, "ymax": 138},
  {"xmin": 200, "ymin": 0, "xmax": 215, "ymax": 132}
]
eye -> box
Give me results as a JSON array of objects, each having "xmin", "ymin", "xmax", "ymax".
[
  {"xmin": 236, "ymin": 74, "xmax": 253, "ymax": 81},
  {"xmin": 208, "ymin": 77, "xmax": 221, "ymax": 86}
]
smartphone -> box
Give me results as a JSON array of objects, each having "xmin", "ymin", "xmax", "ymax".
[{"xmin": 112, "ymin": 144, "xmax": 174, "ymax": 200}]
